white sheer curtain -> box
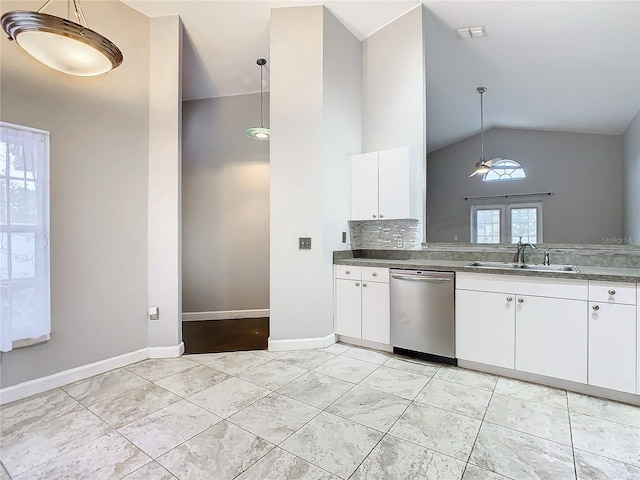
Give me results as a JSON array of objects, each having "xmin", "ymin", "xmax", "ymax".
[{"xmin": 0, "ymin": 122, "xmax": 50, "ymax": 353}]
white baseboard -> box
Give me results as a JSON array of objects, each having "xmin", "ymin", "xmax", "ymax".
[
  {"xmin": 0, "ymin": 342, "xmax": 185, "ymax": 405},
  {"xmin": 182, "ymin": 309, "xmax": 269, "ymax": 321},
  {"xmin": 149, "ymin": 342, "xmax": 184, "ymax": 358},
  {"xmin": 268, "ymin": 333, "xmax": 336, "ymax": 352},
  {"xmin": 336, "ymin": 335, "xmax": 394, "ymax": 353}
]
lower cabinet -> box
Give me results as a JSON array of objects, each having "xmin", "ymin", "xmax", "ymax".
[
  {"xmin": 335, "ymin": 266, "xmax": 390, "ymax": 344},
  {"xmin": 456, "ymin": 273, "xmax": 589, "ymax": 385},
  {"xmin": 456, "ymin": 290, "xmax": 515, "ymax": 369},
  {"xmin": 588, "ymin": 302, "xmax": 636, "ymax": 393},
  {"xmin": 588, "ymin": 281, "xmax": 637, "ymax": 394},
  {"xmin": 515, "ymin": 295, "xmax": 587, "ymax": 384}
]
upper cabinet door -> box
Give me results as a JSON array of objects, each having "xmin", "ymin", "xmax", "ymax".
[
  {"xmin": 378, "ymin": 147, "xmax": 413, "ymax": 220},
  {"xmin": 350, "ymin": 152, "xmax": 379, "ymax": 220}
]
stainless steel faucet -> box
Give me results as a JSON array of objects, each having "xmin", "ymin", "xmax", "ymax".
[
  {"xmin": 543, "ymin": 249, "xmax": 551, "ymax": 265},
  {"xmin": 513, "ymin": 237, "xmax": 537, "ymax": 265}
]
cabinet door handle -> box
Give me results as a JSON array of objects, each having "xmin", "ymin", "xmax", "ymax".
[
  {"xmin": 372, "ymin": 272, "xmax": 377, "ymax": 277},
  {"xmin": 372, "ymin": 214, "xmax": 377, "ymax": 219},
  {"xmin": 362, "ymin": 283, "xmax": 367, "ymax": 287},
  {"xmin": 592, "ymin": 304, "xmax": 600, "ymax": 311},
  {"xmin": 517, "ymin": 298, "xmax": 524, "ymax": 304},
  {"xmin": 380, "ymin": 214, "xmax": 384, "ymax": 218},
  {"xmin": 355, "ymin": 282, "xmax": 360, "ymax": 287},
  {"xmin": 608, "ymin": 289, "xmax": 616, "ymax": 296},
  {"xmin": 506, "ymin": 296, "xmax": 513, "ymax": 302},
  {"xmin": 345, "ymin": 270, "xmax": 350, "ymax": 275}
]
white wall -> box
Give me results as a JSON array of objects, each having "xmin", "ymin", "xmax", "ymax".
[
  {"xmin": 362, "ymin": 5, "xmax": 426, "ymax": 237},
  {"xmin": 147, "ymin": 16, "xmax": 183, "ymax": 350},
  {"xmin": 623, "ymin": 110, "xmax": 640, "ymax": 244},
  {"xmin": 0, "ymin": 1, "xmax": 150, "ymax": 387},
  {"xmin": 269, "ymin": 6, "xmax": 361, "ymax": 344},
  {"xmin": 182, "ymin": 94, "xmax": 270, "ymax": 312},
  {"xmin": 426, "ymin": 128, "xmax": 624, "ymax": 244}
]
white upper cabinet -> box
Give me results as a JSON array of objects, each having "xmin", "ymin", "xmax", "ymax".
[
  {"xmin": 350, "ymin": 147, "xmax": 418, "ymax": 221},
  {"xmin": 350, "ymin": 152, "xmax": 379, "ymax": 221}
]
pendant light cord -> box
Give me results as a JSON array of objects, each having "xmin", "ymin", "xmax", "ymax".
[
  {"xmin": 478, "ymin": 86, "xmax": 487, "ymax": 162},
  {"xmin": 260, "ymin": 62, "xmax": 264, "ymax": 129},
  {"xmin": 37, "ymin": 0, "xmax": 88, "ymax": 27}
]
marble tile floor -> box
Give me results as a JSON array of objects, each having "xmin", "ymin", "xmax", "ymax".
[{"xmin": 2, "ymin": 344, "xmax": 640, "ymax": 480}]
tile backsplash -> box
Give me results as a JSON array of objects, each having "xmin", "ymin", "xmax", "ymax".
[{"xmin": 349, "ymin": 219, "xmax": 422, "ymax": 250}]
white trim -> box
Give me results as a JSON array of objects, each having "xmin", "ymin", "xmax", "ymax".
[
  {"xmin": 0, "ymin": 348, "xmax": 148, "ymax": 405},
  {"xmin": 458, "ymin": 359, "xmax": 640, "ymax": 407},
  {"xmin": 268, "ymin": 333, "xmax": 336, "ymax": 352},
  {"xmin": 0, "ymin": 120, "xmax": 50, "ymax": 136},
  {"xmin": 149, "ymin": 342, "xmax": 185, "ymax": 358},
  {"xmin": 182, "ymin": 309, "xmax": 270, "ymax": 321},
  {"xmin": 0, "ymin": 342, "xmax": 186, "ymax": 405},
  {"xmin": 336, "ymin": 335, "xmax": 394, "ymax": 353}
]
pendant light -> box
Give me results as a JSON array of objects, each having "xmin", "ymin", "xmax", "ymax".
[
  {"xmin": 245, "ymin": 58, "xmax": 270, "ymax": 140},
  {"xmin": 1, "ymin": 0, "xmax": 123, "ymax": 76},
  {"xmin": 469, "ymin": 86, "xmax": 491, "ymax": 177}
]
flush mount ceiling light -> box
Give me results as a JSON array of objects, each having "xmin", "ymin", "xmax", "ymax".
[
  {"xmin": 245, "ymin": 58, "xmax": 270, "ymax": 141},
  {"xmin": 1, "ymin": 0, "xmax": 123, "ymax": 76}
]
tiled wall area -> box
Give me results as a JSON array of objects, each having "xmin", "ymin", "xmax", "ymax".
[{"xmin": 349, "ymin": 219, "xmax": 422, "ymax": 250}]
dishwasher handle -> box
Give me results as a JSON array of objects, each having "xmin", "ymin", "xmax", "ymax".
[{"xmin": 391, "ymin": 274, "xmax": 453, "ymax": 283}]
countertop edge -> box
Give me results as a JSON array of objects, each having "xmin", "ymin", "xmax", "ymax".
[{"xmin": 334, "ymin": 258, "xmax": 640, "ymax": 283}]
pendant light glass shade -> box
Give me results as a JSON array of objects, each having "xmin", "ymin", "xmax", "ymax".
[
  {"xmin": 1, "ymin": 2, "xmax": 123, "ymax": 77},
  {"xmin": 245, "ymin": 58, "xmax": 270, "ymax": 140}
]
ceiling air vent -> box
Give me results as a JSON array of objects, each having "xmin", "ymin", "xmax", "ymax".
[{"xmin": 457, "ymin": 26, "xmax": 487, "ymax": 38}]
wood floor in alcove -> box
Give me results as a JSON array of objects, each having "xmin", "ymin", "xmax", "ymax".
[{"xmin": 182, "ymin": 317, "xmax": 269, "ymax": 354}]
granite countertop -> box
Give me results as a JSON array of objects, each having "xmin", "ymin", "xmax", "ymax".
[{"xmin": 334, "ymin": 257, "xmax": 640, "ymax": 283}]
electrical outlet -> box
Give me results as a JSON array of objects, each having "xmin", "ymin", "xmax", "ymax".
[
  {"xmin": 396, "ymin": 237, "xmax": 403, "ymax": 248},
  {"xmin": 148, "ymin": 306, "xmax": 159, "ymax": 320},
  {"xmin": 299, "ymin": 237, "xmax": 311, "ymax": 249}
]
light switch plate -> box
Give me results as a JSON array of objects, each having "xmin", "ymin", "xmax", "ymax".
[
  {"xmin": 148, "ymin": 306, "xmax": 159, "ymax": 320},
  {"xmin": 299, "ymin": 237, "xmax": 311, "ymax": 249}
]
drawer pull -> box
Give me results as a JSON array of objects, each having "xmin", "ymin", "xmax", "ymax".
[
  {"xmin": 517, "ymin": 298, "xmax": 524, "ymax": 304},
  {"xmin": 345, "ymin": 270, "xmax": 350, "ymax": 275},
  {"xmin": 355, "ymin": 282, "xmax": 360, "ymax": 287},
  {"xmin": 362, "ymin": 283, "xmax": 367, "ymax": 287},
  {"xmin": 507, "ymin": 296, "xmax": 513, "ymax": 302},
  {"xmin": 608, "ymin": 289, "xmax": 616, "ymax": 296},
  {"xmin": 372, "ymin": 272, "xmax": 377, "ymax": 277},
  {"xmin": 592, "ymin": 304, "xmax": 600, "ymax": 311}
]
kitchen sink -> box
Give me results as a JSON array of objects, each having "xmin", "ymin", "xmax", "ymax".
[
  {"xmin": 519, "ymin": 264, "xmax": 580, "ymax": 272},
  {"xmin": 467, "ymin": 261, "xmax": 520, "ymax": 269},
  {"xmin": 467, "ymin": 261, "xmax": 579, "ymax": 273}
]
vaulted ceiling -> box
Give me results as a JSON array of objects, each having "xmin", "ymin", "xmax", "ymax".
[{"xmin": 121, "ymin": 0, "xmax": 640, "ymax": 152}]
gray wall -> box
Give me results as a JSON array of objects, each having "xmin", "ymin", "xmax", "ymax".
[
  {"xmin": 182, "ymin": 93, "xmax": 270, "ymax": 313},
  {"xmin": 427, "ymin": 128, "xmax": 624, "ymax": 244},
  {"xmin": 269, "ymin": 6, "xmax": 362, "ymax": 342},
  {"xmin": 1, "ymin": 1, "xmax": 150, "ymax": 387},
  {"xmin": 623, "ymin": 110, "xmax": 640, "ymax": 244}
]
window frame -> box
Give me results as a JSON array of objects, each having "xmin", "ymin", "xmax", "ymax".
[
  {"xmin": 471, "ymin": 201, "xmax": 543, "ymax": 244},
  {"xmin": 1, "ymin": 121, "xmax": 51, "ymax": 352}
]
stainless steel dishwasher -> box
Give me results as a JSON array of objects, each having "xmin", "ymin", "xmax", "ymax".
[{"xmin": 390, "ymin": 269, "xmax": 456, "ymax": 364}]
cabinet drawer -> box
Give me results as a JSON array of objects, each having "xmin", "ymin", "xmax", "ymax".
[
  {"xmin": 336, "ymin": 265, "xmax": 361, "ymax": 280},
  {"xmin": 362, "ymin": 267, "xmax": 389, "ymax": 283},
  {"xmin": 456, "ymin": 272, "xmax": 588, "ymax": 300},
  {"xmin": 589, "ymin": 281, "xmax": 636, "ymax": 305}
]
